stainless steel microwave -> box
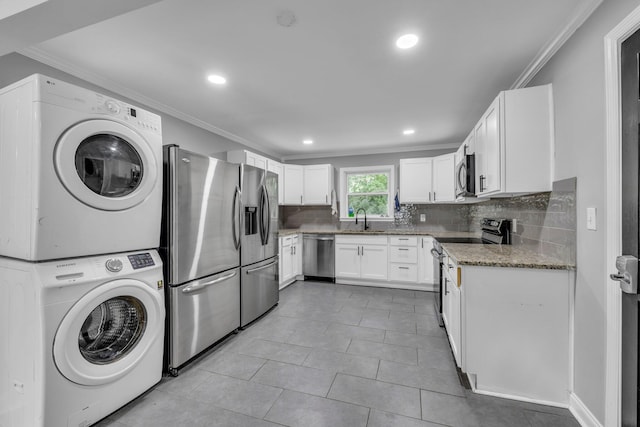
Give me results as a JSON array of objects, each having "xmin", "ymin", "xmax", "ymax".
[{"xmin": 455, "ymin": 152, "xmax": 476, "ymax": 198}]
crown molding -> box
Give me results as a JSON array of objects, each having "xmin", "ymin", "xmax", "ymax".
[
  {"xmin": 18, "ymin": 46, "xmax": 282, "ymax": 159},
  {"xmin": 511, "ymin": 0, "xmax": 603, "ymax": 89},
  {"xmin": 281, "ymin": 142, "xmax": 460, "ymax": 162}
]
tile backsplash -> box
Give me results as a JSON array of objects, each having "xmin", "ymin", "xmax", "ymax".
[{"xmin": 280, "ymin": 178, "xmax": 576, "ymax": 264}]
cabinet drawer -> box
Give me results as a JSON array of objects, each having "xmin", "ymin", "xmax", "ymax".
[
  {"xmin": 389, "ymin": 236, "xmax": 418, "ymax": 246},
  {"xmin": 291, "ymin": 234, "xmax": 299, "ymax": 244},
  {"xmin": 336, "ymin": 235, "xmax": 388, "ymax": 246},
  {"xmin": 281, "ymin": 236, "xmax": 292, "ymax": 246},
  {"xmin": 389, "ymin": 246, "xmax": 417, "ymax": 263},
  {"xmin": 388, "ymin": 263, "xmax": 418, "ymax": 282}
]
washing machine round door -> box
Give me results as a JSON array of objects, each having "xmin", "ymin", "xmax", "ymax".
[
  {"xmin": 54, "ymin": 119, "xmax": 158, "ymax": 211},
  {"xmin": 53, "ymin": 279, "xmax": 164, "ymax": 386}
]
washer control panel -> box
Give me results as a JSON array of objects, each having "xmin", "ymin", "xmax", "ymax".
[
  {"xmin": 127, "ymin": 252, "xmax": 155, "ymax": 270},
  {"xmin": 105, "ymin": 258, "xmax": 123, "ymax": 272}
]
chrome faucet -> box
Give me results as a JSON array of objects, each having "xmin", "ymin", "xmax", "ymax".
[{"xmin": 355, "ymin": 208, "xmax": 369, "ymax": 231}]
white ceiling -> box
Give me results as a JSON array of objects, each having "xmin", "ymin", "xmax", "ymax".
[{"xmin": 22, "ymin": 0, "xmax": 599, "ymax": 160}]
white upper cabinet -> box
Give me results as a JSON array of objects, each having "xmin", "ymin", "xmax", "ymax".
[
  {"xmin": 399, "ymin": 154, "xmax": 455, "ymax": 204},
  {"xmin": 227, "ymin": 149, "xmax": 268, "ymax": 170},
  {"xmin": 283, "ymin": 164, "xmax": 304, "ymax": 205},
  {"xmin": 399, "ymin": 158, "xmax": 433, "ymax": 203},
  {"xmin": 283, "ymin": 164, "xmax": 334, "ymax": 206},
  {"xmin": 303, "ymin": 164, "xmax": 333, "ymax": 205},
  {"xmin": 432, "ymin": 153, "xmax": 455, "ymax": 202},
  {"xmin": 474, "ymin": 84, "xmax": 553, "ymax": 197}
]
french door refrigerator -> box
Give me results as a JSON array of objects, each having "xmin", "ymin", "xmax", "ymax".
[
  {"xmin": 161, "ymin": 145, "xmax": 242, "ymax": 375},
  {"xmin": 240, "ymin": 164, "xmax": 279, "ymax": 327}
]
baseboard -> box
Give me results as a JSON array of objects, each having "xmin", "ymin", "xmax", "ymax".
[
  {"xmin": 569, "ymin": 392, "xmax": 603, "ymax": 427},
  {"xmin": 335, "ymin": 278, "xmax": 435, "ymax": 291}
]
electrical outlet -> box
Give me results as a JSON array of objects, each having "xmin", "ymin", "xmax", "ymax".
[
  {"xmin": 420, "ymin": 214, "xmax": 426, "ymax": 222},
  {"xmin": 587, "ymin": 207, "xmax": 597, "ymax": 230}
]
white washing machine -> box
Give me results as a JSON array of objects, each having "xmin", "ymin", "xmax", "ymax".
[
  {"xmin": 0, "ymin": 74, "xmax": 163, "ymax": 261},
  {"xmin": 0, "ymin": 250, "xmax": 165, "ymax": 427}
]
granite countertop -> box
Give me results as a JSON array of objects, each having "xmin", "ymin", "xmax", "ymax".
[
  {"xmin": 441, "ymin": 243, "xmax": 574, "ymax": 270},
  {"xmin": 278, "ymin": 228, "xmax": 480, "ymax": 238}
]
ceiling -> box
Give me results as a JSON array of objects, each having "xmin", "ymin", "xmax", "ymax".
[{"xmin": 21, "ymin": 0, "xmax": 599, "ymax": 160}]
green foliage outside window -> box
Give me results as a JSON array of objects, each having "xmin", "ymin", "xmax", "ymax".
[{"xmin": 347, "ymin": 173, "xmax": 389, "ymax": 216}]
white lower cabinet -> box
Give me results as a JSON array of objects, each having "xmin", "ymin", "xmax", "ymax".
[
  {"xmin": 417, "ymin": 236, "xmax": 436, "ymax": 289},
  {"xmin": 334, "ymin": 234, "xmax": 435, "ymax": 290},
  {"xmin": 441, "ymin": 246, "xmax": 572, "ymax": 406},
  {"xmin": 279, "ymin": 234, "xmax": 301, "ymax": 289},
  {"xmin": 335, "ymin": 235, "xmax": 387, "ymax": 282}
]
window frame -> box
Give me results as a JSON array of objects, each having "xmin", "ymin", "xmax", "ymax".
[{"xmin": 339, "ymin": 165, "xmax": 395, "ymax": 221}]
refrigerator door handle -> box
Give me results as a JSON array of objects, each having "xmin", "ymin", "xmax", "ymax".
[
  {"xmin": 246, "ymin": 258, "xmax": 278, "ymax": 274},
  {"xmin": 232, "ymin": 186, "xmax": 241, "ymax": 250},
  {"xmin": 258, "ymin": 185, "xmax": 266, "ymax": 245},
  {"xmin": 264, "ymin": 185, "xmax": 271, "ymax": 245},
  {"xmin": 182, "ymin": 270, "xmax": 238, "ymax": 294}
]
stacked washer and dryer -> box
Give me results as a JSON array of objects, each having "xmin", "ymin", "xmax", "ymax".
[{"xmin": 0, "ymin": 75, "xmax": 166, "ymax": 427}]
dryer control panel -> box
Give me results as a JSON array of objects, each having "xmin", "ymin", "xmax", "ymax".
[{"xmin": 127, "ymin": 252, "xmax": 155, "ymax": 270}]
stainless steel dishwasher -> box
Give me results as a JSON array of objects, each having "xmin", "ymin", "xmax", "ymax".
[{"xmin": 303, "ymin": 234, "xmax": 335, "ymax": 280}]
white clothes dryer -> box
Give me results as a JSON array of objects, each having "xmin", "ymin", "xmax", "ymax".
[
  {"xmin": 0, "ymin": 250, "xmax": 165, "ymax": 427},
  {"xmin": 0, "ymin": 74, "xmax": 163, "ymax": 261}
]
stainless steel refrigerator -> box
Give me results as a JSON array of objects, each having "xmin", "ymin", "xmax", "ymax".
[
  {"xmin": 161, "ymin": 145, "xmax": 242, "ymax": 375},
  {"xmin": 240, "ymin": 164, "xmax": 279, "ymax": 327}
]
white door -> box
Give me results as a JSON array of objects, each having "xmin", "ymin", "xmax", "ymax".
[
  {"xmin": 433, "ymin": 153, "xmax": 455, "ymax": 202},
  {"xmin": 418, "ymin": 237, "xmax": 436, "ymax": 285},
  {"xmin": 335, "ymin": 244, "xmax": 360, "ymax": 278},
  {"xmin": 360, "ymin": 244, "xmax": 388, "ymax": 281},
  {"xmin": 55, "ymin": 120, "xmax": 158, "ymax": 211},
  {"xmin": 53, "ymin": 279, "xmax": 163, "ymax": 385},
  {"xmin": 283, "ymin": 165, "xmax": 304, "ymax": 205},
  {"xmin": 303, "ymin": 165, "xmax": 331, "ymax": 205},
  {"xmin": 399, "ymin": 158, "xmax": 432, "ymax": 203}
]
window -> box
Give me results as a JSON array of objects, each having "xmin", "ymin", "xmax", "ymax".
[{"xmin": 340, "ymin": 165, "xmax": 395, "ymax": 220}]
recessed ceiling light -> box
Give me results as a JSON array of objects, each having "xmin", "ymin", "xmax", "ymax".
[
  {"xmin": 403, "ymin": 129, "xmax": 415, "ymax": 135},
  {"xmin": 396, "ymin": 34, "xmax": 419, "ymax": 49},
  {"xmin": 207, "ymin": 74, "xmax": 227, "ymax": 85},
  {"xmin": 303, "ymin": 139, "xmax": 313, "ymax": 145}
]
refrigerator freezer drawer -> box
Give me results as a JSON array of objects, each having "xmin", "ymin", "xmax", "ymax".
[
  {"xmin": 241, "ymin": 257, "xmax": 279, "ymax": 327},
  {"xmin": 168, "ymin": 268, "xmax": 240, "ymax": 371}
]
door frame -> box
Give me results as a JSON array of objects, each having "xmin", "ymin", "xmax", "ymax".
[{"xmin": 604, "ymin": 5, "xmax": 640, "ymax": 426}]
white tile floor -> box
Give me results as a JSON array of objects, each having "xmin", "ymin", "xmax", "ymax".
[{"xmin": 96, "ymin": 281, "xmax": 580, "ymax": 427}]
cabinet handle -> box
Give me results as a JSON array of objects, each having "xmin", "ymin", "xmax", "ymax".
[
  {"xmin": 434, "ymin": 191, "xmax": 436, "ymax": 201},
  {"xmin": 479, "ymin": 175, "xmax": 486, "ymax": 192},
  {"xmin": 326, "ymin": 194, "xmax": 328, "ymax": 204},
  {"xmin": 361, "ymin": 246, "xmax": 364, "ymax": 256},
  {"xmin": 357, "ymin": 246, "xmax": 360, "ymax": 256},
  {"xmin": 444, "ymin": 277, "xmax": 449, "ymax": 295},
  {"xmin": 421, "ymin": 239, "xmax": 424, "ymax": 248},
  {"xmin": 399, "ymin": 248, "xmax": 409, "ymax": 251},
  {"xmin": 399, "ymin": 238, "xmax": 409, "ymax": 241},
  {"xmin": 429, "ymin": 192, "xmax": 432, "ymax": 202},
  {"xmin": 399, "ymin": 267, "xmax": 409, "ymax": 270},
  {"xmin": 300, "ymin": 195, "xmax": 303, "ymax": 204}
]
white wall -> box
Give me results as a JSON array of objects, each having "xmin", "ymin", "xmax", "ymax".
[
  {"xmin": 0, "ymin": 52, "xmax": 275, "ymax": 159},
  {"xmin": 529, "ymin": 0, "xmax": 640, "ymax": 422}
]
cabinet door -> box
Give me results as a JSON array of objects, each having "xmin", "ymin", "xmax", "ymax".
[
  {"xmin": 449, "ymin": 281, "xmax": 462, "ymax": 367},
  {"xmin": 292, "ymin": 239, "xmax": 302, "ymax": 277},
  {"xmin": 442, "ymin": 271, "xmax": 452, "ymax": 329},
  {"xmin": 399, "ymin": 158, "xmax": 433, "ymax": 203},
  {"xmin": 281, "ymin": 243, "xmax": 293, "ymax": 283},
  {"xmin": 417, "ymin": 237, "xmax": 436, "ymax": 285},
  {"xmin": 432, "ymin": 153, "xmax": 455, "ymax": 202},
  {"xmin": 303, "ymin": 165, "xmax": 331, "ymax": 205},
  {"xmin": 246, "ymin": 152, "xmax": 267, "ymax": 170},
  {"xmin": 476, "ymin": 97, "xmax": 501, "ymax": 195},
  {"xmin": 283, "ymin": 165, "xmax": 304, "ymax": 205},
  {"xmin": 361, "ymin": 244, "xmax": 388, "ymax": 281},
  {"xmin": 335, "ymin": 244, "xmax": 360, "ymax": 278}
]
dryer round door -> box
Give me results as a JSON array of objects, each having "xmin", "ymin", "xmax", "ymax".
[
  {"xmin": 55, "ymin": 119, "xmax": 159, "ymax": 211},
  {"xmin": 53, "ymin": 279, "xmax": 164, "ymax": 386}
]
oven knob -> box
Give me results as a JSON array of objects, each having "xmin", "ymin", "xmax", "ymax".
[
  {"xmin": 105, "ymin": 100, "xmax": 121, "ymax": 114},
  {"xmin": 105, "ymin": 258, "xmax": 123, "ymax": 272}
]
